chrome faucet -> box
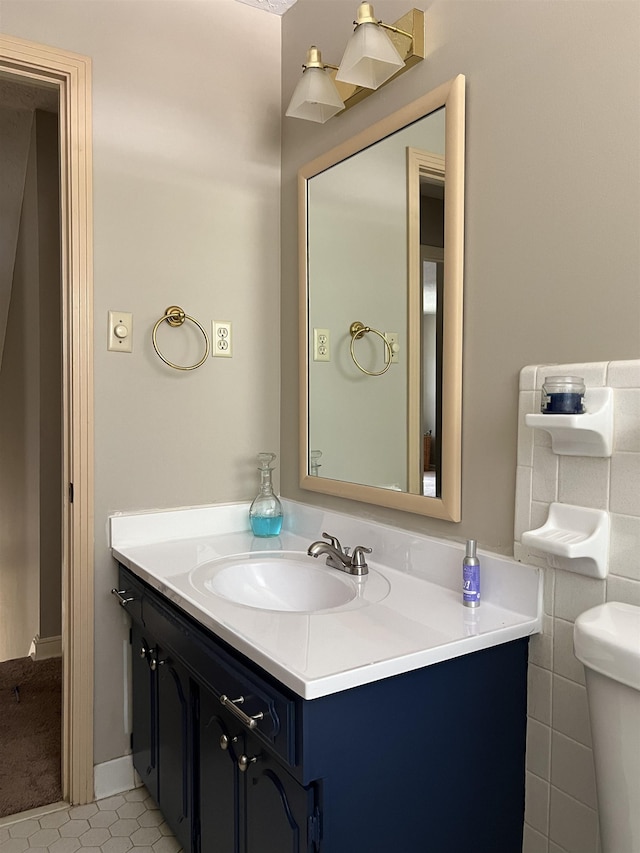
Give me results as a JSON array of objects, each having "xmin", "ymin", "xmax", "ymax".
[{"xmin": 307, "ymin": 532, "xmax": 371, "ymax": 576}]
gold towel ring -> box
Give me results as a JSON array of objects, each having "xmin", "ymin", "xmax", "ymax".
[
  {"xmin": 349, "ymin": 321, "xmax": 392, "ymax": 377},
  {"xmin": 152, "ymin": 305, "xmax": 210, "ymax": 371}
]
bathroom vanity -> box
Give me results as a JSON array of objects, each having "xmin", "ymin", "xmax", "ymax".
[{"xmin": 111, "ymin": 502, "xmax": 541, "ymax": 853}]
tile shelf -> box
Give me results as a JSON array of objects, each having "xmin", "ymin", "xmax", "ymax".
[
  {"xmin": 525, "ymin": 387, "xmax": 613, "ymax": 457},
  {"xmin": 522, "ymin": 503, "xmax": 609, "ymax": 579}
]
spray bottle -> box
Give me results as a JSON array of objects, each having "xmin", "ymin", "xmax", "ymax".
[{"xmin": 462, "ymin": 539, "xmax": 481, "ymax": 607}]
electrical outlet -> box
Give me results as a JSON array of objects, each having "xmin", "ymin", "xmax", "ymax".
[
  {"xmin": 213, "ymin": 321, "xmax": 232, "ymax": 358},
  {"xmin": 313, "ymin": 328, "xmax": 330, "ymax": 362},
  {"xmin": 384, "ymin": 332, "xmax": 400, "ymax": 364}
]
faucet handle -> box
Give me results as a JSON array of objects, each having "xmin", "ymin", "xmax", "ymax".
[
  {"xmin": 321, "ymin": 531, "xmax": 343, "ymax": 552},
  {"xmin": 350, "ymin": 545, "xmax": 372, "ymax": 574}
]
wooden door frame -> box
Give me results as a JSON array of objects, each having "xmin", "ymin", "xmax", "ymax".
[{"xmin": 0, "ymin": 34, "xmax": 94, "ymax": 805}]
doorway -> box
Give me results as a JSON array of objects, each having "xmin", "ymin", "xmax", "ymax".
[
  {"xmin": 0, "ymin": 86, "xmax": 62, "ymax": 816},
  {"xmin": 0, "ymin": 85, "xmax": 61, "ymax": 664},
  {"xmin": 0, "ymin": 34, "xmax": 94, "ymax": 807}
]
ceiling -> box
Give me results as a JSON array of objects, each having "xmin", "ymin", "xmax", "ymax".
[{"xmin": 235, "ymin": 0, "xmax": 299, "ymax": 14}]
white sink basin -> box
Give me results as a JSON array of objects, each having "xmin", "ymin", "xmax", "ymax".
[{"xmin": 189, "ymin": 551, "xmax": 390, "ymax": 613}]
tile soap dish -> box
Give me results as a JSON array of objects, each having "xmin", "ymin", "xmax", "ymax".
[
  {"xmin": 522, "ymin": 502, "xmax": 609, "ymax": 578},
  {"xmin": 525, "ymin": 387, "xmax": 613, "ymax": 456}
]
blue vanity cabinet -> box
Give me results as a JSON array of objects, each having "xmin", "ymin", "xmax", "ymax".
[
  {"xmin": 130, "ymin": 622, "xmax": 158, "ymax": 800},
  {"xmin": 155, "ymin": 651, "xmax": 194, "ymax": 852},
  {"xmin": 118, "ymin": 564, "xmax": 529, "ymax": 853},
  {"xmin": 242, "ymin": 731, "xmax": 320, "ymax": 853},
  {"xmin": 198, "ymin": 686, "xmax": 318, "ymax": 853},
  {"xmin": 129, "ymin": 621, "xmax": 193, "ymax": 853},
  {"xmin": 296, "ymin": 635, "xmax": 530, "ymax": 852},
  {"xmin": 120, "ymin": 565, "xmax": 319, "ymax": 853},
  {"xmin": 197, "ymin": 686, "xmax": 243, "ymax": 851}
]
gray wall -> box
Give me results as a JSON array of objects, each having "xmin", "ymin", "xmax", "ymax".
[{"xmin": 281, "ymin": 0, "xmax": 640, "ymax": 552}]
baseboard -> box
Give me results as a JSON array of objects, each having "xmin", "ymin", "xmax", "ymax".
[
  {"xmin": 93, "ymin": 755, "xmax": 143, "ymax": 801},
  {"xmin": 28, "ymin": 634, "xmax": 62, "ymax": 661}
]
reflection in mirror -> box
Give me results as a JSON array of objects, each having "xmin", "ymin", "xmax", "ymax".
[
  {"xmin": 407, "ymin": 147, "xmax": 445, "ymax": 497},
  {"xmin": 299, "ymin": 75, "xmax": 465, "ymax": 521},
  {"xmin": 421, "ymin": 247, "xmax": 443, "ymax": 498}
]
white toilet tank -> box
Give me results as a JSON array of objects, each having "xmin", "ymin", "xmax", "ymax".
[{"xmin": 574, "ymin": 601, "xmax": 640, "ymax": 853}]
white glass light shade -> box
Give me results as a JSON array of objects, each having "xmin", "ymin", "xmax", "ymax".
[
  {"xmin": 285, "ymin": 67, "xmax": 345, "ymax": 124},
  {"xmin": 336, "ymin": 22, "xmax": 405, "ymax": 89}
]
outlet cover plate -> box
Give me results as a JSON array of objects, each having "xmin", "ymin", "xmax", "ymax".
[
  {"xmin": 313, "ymin": 328, "xmax": 330, "ymax": 361},
  {"xmin": 213, "ymin": 321, "xmax": 232, "ymax": 358}
]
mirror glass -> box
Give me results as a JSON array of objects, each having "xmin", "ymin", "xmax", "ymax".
[{"xmin": 298, "ymin": 76, "xmax": 465, "ymax": 521}]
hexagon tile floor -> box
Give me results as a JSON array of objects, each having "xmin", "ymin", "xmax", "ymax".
[{"xmin": 0, "ymin": 787, "xmax": 182, "ymax": 853}]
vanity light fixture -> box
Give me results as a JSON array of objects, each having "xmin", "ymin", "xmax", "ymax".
[
  {"xmin": 285, "ymin": 46, "xmax": 345, "ymax": 124},
  {"xmin": 337, "ymin": 2, "xmax": 407, "ymax": 89},
  {"xmin": 285, "ymin": 4, "xmax": 425, "ymax": 123}
]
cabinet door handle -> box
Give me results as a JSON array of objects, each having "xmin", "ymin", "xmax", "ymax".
[
  {"xmin": 238, "ymin": 753, "xmax": 259, "ymax": 773},
  {"xmin": 219, "ymin": 734, "xmax": 238, "ymax": 751},
  {"xmin": 149, "ymin": 656, "xmax": 166, "ymax": 671},
  {"xmin": 219, "ymin": 695, "xmax": 264, "ymax": 730},
  {"xmin": 111, "ymin": 588, "xmax": 135, "ymax": 607}
]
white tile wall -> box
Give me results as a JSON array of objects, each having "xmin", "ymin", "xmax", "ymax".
[{"xmin": 515, "ymin": 359, "xmax": 640, "ymax": 853}]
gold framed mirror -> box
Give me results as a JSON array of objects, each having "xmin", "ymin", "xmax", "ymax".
[{"xmin": 298, "ymin": 74, "xmax": 465, "ymax": 521}]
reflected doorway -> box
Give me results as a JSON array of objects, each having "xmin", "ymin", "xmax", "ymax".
[{"xmin": 421, "ymin": 247, "xmax": 443, "ymax": 497}]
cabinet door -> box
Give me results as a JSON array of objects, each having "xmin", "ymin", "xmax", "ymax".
[
  {"xmin": 198, "ymin": 685, "xmax": 245, "ymax": 853},
  {"xmin": 130, "ymin": 624, "xmax": 158, "ymax": 801},
  {"xmin": 243, "ymin": 745, "xmax": 319, "ymax": 853},
  {"xmin": 157, "ymin": 650, "xmax": 193, "ymax": 853}
]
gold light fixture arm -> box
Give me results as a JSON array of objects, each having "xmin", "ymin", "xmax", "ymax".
[{"xmin": 377, "ymin": 22, "xmax": 413, "ymax": 39}]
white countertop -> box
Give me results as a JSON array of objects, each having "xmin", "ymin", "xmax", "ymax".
[{"xmin": 111, "ymin": 501, "xmax": 542, "ymax": 699}]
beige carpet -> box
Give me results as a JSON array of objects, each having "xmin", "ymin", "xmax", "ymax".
[{"xmin": 0, "ymin": 656, "xmax": 62, "ymax": 818}]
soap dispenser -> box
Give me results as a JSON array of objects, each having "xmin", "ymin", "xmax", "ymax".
[{"xmin": 249, "ymin": 452, "xmax": 283, "ymax": 537}]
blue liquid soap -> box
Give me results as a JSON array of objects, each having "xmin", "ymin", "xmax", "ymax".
[
  {"xmin": 249, "ymin": 452, "xmax": 283, "ymax": 538},
  {"xmin": 250, "ymin": 514, "xmax": 283, "ymax": 538}
]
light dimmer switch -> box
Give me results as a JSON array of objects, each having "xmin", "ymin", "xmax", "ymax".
[{"xmin": 108, "ymin": 310, "xmax": 133, "ymax": 352}]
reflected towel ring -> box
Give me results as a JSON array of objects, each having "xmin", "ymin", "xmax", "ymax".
[
  {"xmin": 152, "ymin": 305, "xmax": 210, "ymax": 371},
  {"xmin": 349, "ymin": 321, "xmax": 392, "ymax": 376}
]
